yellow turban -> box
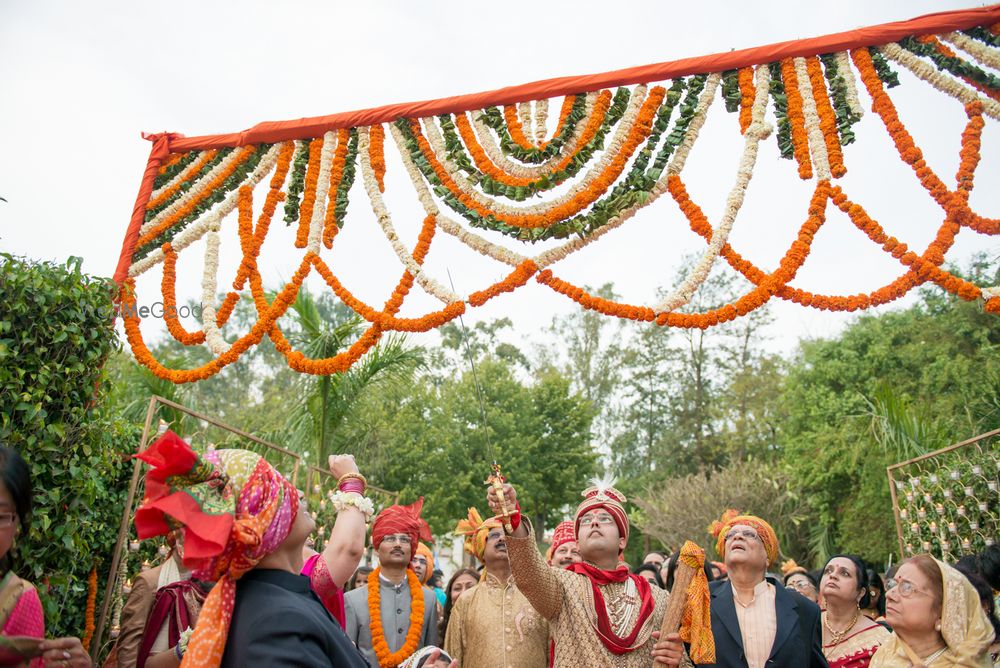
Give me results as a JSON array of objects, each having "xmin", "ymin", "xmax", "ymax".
[
  {"xmin": 413, "ymin": 542, "xmax": 434, "ymax": 584},
  {"xmin": 454, "ymin": 507, "xmax": 500, "ymax": 562},
  {"xmin": 708, "ymin": 509, "xmax": 780, "ymax": 567}
]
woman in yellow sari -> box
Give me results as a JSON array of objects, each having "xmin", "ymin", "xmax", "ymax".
[{"xmin": 870, "ymin": 554, "xmax": 994, "ymax": 668}]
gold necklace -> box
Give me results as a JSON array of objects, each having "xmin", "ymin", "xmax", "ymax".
[{"xmin": 823, "ymin": 608, "xmax": 860, "ymax": 646}]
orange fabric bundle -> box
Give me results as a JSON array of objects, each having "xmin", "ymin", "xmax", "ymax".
[{"xmin": 677, "ymin": 542, "xmax": 716, "ymax": 664}]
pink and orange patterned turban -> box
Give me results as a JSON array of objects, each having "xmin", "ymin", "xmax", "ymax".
[
  {"xmin": 708, "ymin": 509, "xmax": 780, "ymax": 567},
  {"xmin": 545, "ymin": 520, "xmax": 577, "ymax": 564},
  {"xmin": 135, "ymin": 430, "xmax": 298, "ymax": 668},
  {"xmin": 454, "ymin": 507, "xmax": 501, "ymax": 562},
  {"xmin": 372, "ymin": 497, "xmax": 433, "ymax": 552}
]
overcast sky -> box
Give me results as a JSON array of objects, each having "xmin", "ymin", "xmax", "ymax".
[{"xmin": 2, "ymin": 1, "xmax": 997, "ymax": 357}]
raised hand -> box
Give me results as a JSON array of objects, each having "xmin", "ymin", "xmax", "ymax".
[
  {"xmin": 328, "ymin": 454, "xmax": 360, "ymax": 480},
  {"xmin": 486, "ymin": 482, "xmax": 517, "ymax": 516}
]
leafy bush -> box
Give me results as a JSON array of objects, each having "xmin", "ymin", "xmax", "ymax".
[
  {"xmin": 635, "ymin": 458, "xmax": 812, "ymax": 563},
  {"xmin": 0, "ymin": 254, "xmax": 137, "ymax": 637}
]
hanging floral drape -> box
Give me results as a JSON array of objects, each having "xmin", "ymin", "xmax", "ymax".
[{"xmin": 114, "ymin": 6, "xmax": 1000, "ymax": 382}]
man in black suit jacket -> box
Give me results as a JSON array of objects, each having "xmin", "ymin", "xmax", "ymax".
[{"xmin": 652, "ymin": 512, "xmax": 828, "ymax": 668}]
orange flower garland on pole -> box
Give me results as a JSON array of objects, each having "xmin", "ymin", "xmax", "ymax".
[
  {"xmin": 367, "ymin": 567, "xmax": 424, "ymax": 668},
  {"xmin": 295, "ymin": 137, "xmax": 325, "ymax": 248},
  {"xmin": 805, "ymin": 57, "xmax": 847, "ymax": 177},
  {"xmin": 82, "ymin": 564, "xmax": 97, "ymax": 652},
  {"xmin": 737, "ymin": 67, "xmax": 756, "ymax": 134}
]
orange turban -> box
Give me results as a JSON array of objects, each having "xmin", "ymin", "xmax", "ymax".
[
  {"xmin": 454, "ymin": 507, "xmax": 500, "ymax": 562},
  {"xmin": 708, "ymin": 509, "xmax": 779, "ymax": 567},
  {"xmin": 372, "ymin": 497, "xmax": 433, "ymax": 552},
  {"xmin": 413, "ymin": 542, "xmax": 434, "ymax": 584}
]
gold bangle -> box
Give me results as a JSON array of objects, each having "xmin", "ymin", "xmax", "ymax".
[{"xmin": 337, "ymin": 472, "xmax": 367, "ymax": 487}]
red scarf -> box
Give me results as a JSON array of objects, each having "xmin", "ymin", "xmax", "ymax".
[{"xmin": 566, "ymin": 562, "xmax": 656, "ymax": 655}]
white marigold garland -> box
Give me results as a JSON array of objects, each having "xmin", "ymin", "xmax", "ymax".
[
  {"xmin": 389, "ymin": 120, "xmax": 526, "ymax": 268},
  {"xmin": 834, "ymin": 51, "xmax": 865, "ymax": 120},
  {"xmin": 881, "ymin": 43, "xmax": 1000, "ymax": 121},
  {"xmin": 421, "ymin": 85, "xmax": 647, "ymax": 219},
  {"xmin": 139, "ymin": 147, "xmax": 250, "ymax": 237},
  {"xmin": 534, "ymin": 74, "xmax": 722, "ymax": 269},
  {"xmin": 654, "ymin": 67, "xmax": 772, "ymax": 313},
  {"xmin": 358, "ymin": 126, "xmax": 459, "ymax": 303},
  {"xmin": 534, "ymin": 98, "xmax": 550, "ymax": 145},
  {"xmin": 470, "ymin": 92, "xmax": 598, "ymax": 179},
  {"xmin": 306, "ymin": 131, "xmax": 339, "ymax": 254},
  {"xmin": 200, "ymin": 224, "xmax": 228, "ymax": 355},
  {"xmin": 518, "ymin": 102, "xmax": 535, "ymax": 147},
  {"xmin": 129, "ymin": 144, "xmax": 284, "ymax": 278},
  {"xmin": 941, "ymin": 32, "xmax": 1000, "ymax": 75},
  {"xmin": 794, "ymin": 56, "xmax": 833, "ymax": 181}
]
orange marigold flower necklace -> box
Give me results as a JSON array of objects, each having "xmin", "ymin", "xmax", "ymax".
[{"xmin": 367, "ymin": 567, "xmax": 424, "ymax": 668}]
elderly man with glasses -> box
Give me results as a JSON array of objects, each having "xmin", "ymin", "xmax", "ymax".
[
  {"xmin": 445, "ymin": 507, "xmax": 550, "ymax": 667},
  {"xmin": 487, "ymin": 476, "xmax": 669, "ymax": 667},
  {"xmin": 653, "ymin": 510, "xmax": 828, "ymax": 668}
]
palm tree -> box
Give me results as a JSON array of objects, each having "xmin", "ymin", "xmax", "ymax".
[{"xmin": 276, "ymin": 287, "xmax": 424, "ymax": 467}]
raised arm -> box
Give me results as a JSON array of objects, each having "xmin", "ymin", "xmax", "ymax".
[
  {"xmin": 319, "ymin": 455, "xmax": 368, "ymax": 587},
  {"xmin": 487, "ymin": 482, "xmax": 564, "ymax": 621}
]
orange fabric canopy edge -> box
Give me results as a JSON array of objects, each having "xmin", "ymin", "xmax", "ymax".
[
  {"xmin": 165, "ymin": 4, "xmax": 1000, "ymax": 151},
  {"xmin": 114, "ymin": 4, "xmax": 1000, "ymax": 284}
]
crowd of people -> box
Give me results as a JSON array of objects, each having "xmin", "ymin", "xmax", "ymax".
[{"xmin": 0, "ymin": 434, "xmax": 997, "ymax": 667}]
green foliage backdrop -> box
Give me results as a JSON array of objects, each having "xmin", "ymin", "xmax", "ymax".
[{"xmin": 0, "ymin": 254, "xmax": 137, "ymax": 637}]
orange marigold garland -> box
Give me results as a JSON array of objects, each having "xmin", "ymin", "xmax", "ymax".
[
  {"xmin": 369, "ymin": 123, "xmax": 387, "ymax": 192},
  {"xmin": 780, "ymin": 57, "xmax": 813, "ymax": 179},
  {"xmin": 322, "ymin": 128, "xmax": 352, "ymax": 248},
  {"xmin": 805, "ymin": 57, "xmax": 847, "ymax": 177},
  {"xmin": 503, "ymin": 104, "xmax": 535, "ymax": 150},
  {"xmin": 161, "ymin": 243, "xmax": 206, "ymax": 345},
  {"xmin": 82, "ymin": 564, "xmax": 98, "ymax": 652},
  {"xmin": 295, "ymin": 137, "xmax": 325, "ymax": 248},
  {"xmin": 147, "ymin": 150, "xmax": 218, "ymax": 209},
  {"xmin": 367, "ymin": 567, "xmax": 424, "ymax": 668},
  {"xmin": 737, "ymin": 67, "xmax": 756, "ymax": 134}
]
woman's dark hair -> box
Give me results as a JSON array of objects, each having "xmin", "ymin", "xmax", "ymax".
[
  {"xmin": 0, "ymin": 446, "xmax": 32, "ymax": 575},
  {"xmin": 954, "ymin": 554, "xmax": 982, "ymax": 579},
  {"xmin": 866, "ymin": 568, "xmax": 886, "ymax": 617},
  {"xmin": 822, "ymin": 554, "xmax": 872, "ymax": 608},
  {"xmin": 960, "ymin": 571, "xmax": 999, "ymax": 644},
  {"xmin": 439, "ymin": 567, "xmax": 480, "ymax": 645},
  {"xmin": 347, "ymin": 565, "xmax": 373, "ymax": 591},
  {"xmin": 633, "ymin": 563, "xmax": 664, "ymax": 589},
  {"xmin": 665, "ymin": 549, "xmax": 715, "ymax": 592},
  {"xmin": 978, "ymin": 544, "xmax": 1000, "ymax": 591}
]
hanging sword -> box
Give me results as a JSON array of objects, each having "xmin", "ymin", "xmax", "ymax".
[{"xmin": 446, "ymin": 269, "xmax": 514, "ymax": 533}]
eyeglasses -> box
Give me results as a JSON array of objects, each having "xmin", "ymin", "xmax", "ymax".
[
  {"xmin": 486, "ymin": 530, "xmax": 504, "ymax": 542},
  {"xmin": 886, "ymin": 578, "xmax": 929, "ymax": 599},
  {"xmin": 786, "ymin": 579, "xmax": 816, "ymax": 592},
  {"xmin": 724, "ymin": 529, "xmax": 760, "ymax": 543},
  {"xmin": 0, "ymin": 514, "xmax": 16, "ymax": 529},
  {"xmin": 382, "ymin": 534, "xmax": 412, "ymax": 545},
  {"xmin": 578, "ymin": 514, "xmax": 616, "ymax": 528}
]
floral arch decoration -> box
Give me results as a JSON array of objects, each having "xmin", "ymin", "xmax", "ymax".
[{"xmin": 113, "ymin": 6, "xmax": 1000, "ymax": 383}]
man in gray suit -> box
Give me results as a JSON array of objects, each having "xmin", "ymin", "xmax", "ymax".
[{"xmin": 345, "ymin": 498, "xmax": 438, "ymax": 667}]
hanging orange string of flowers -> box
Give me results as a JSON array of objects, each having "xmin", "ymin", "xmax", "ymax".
[
  {"xmin": 369, "ymin": 123, "xmax": 387, "ymax": 192},
  {"xmin": 147, "ymin": 150, "xmax": 219, "ymax": 209},
  {"xmin": 805, "ymin": 57, "xmax": 847, "ymax": 177},
  {"xmin": 780, "ymin": 58, "xmax": 813, "ymax": 179},
  {"xmin": 161, "ymin": 243, "xmax": 207, "ymax": 345},
  {"xmin": 295, "ymin": 137, "xmax": 325, "ymax": 248},
  {"xmin": 737, "ymin": 67, "xmax": 756, "ymax": 134},
  {"xmin": 367, "ymin": 567, "xmax": 424, "ymax": 668},
  {"xmin": 468, "ymin": 260, "xmax": 538, "ymax": 306},
  {"xmin": 158, "ymin": 151, "xmax": 188, "ymax": 174},
  {"xmin": 539, "ymin": 94, "xmax": 578, "ymax": 149},
  {"xmin": 136, "ymin": 146, "xmax": 257, "ymax": 248},
  {"xmin": 504, "ymin": 104, "xmax": 536, "ymax": 149},
  {"xmin": 453, "ymin": 113, "xmax": 539, "ymax": 187},
  {"xmin": 410, "ymin": 87, "xmax": 664, "ymax": 229},
  {"xmin": 322, "ymin": 128, "xmax": 352, "ymax": 248},
  {"xmin": 82, "ymin": 565, "xmax": 97, "ymax": 652}
]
